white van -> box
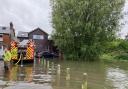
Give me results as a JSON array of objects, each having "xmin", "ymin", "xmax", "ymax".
[{"xmin": 0, "ymin": 45, "xmax": 4, "ymax": 60}]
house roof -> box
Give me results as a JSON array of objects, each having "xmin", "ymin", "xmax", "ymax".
[
  {"xmin": 17, "ymin": 31, "xmax": 28, "ymax": 38},
  {"xmin": 0, "ymin": 26, "xmax": 11, "ymax": 34},
  {"xmin": 29, "ymin": 27, "xmax": 48, "ymax": 35}
]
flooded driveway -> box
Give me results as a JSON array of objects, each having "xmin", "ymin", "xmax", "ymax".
[{"xmin": 0, "ymin": 59, "xmax": 128, "ymax": 89}]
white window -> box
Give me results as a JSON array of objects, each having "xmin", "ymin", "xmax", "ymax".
[{"xmin": 33, "ymin": 35, "xmax": 44, "ymax": 40}]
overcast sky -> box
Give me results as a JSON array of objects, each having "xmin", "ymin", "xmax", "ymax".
[
  {"xmin": 120, "ymin": 0, "xmax": 128, "ymax": 38},
  {"xmin": 0, "ymin": 0, "xmax": 52, "ymax": 35},
  {"xmin": 0, "ymin": 0, "xmax": 128, "ymax": 38}
]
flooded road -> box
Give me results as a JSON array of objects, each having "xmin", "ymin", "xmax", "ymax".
[{"xmin": 0, "ymin": 59, "xmax": 128, "ymax": 89}]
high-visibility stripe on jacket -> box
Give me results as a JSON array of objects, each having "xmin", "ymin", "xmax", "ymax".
[
  {"xmin": 3, "ymin": 51, "xmax": 12, "ymax": 62},
  {"xmin": 11, "ymin": 47, "xmax": 18, "ymax": 59}
]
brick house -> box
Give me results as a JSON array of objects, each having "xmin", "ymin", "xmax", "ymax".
[
  {"xmin": 0, "ymin": 22, "xmax": 15, "ymax": 59},
  {"xmin": 17, "ymin": 27, "xmax": 59, "ymax": 54},
  {"xmin": 0, "ymin": 22, "xmax": 15, "ymax": 48},
  {"xmin": 28, "ymin": 28, "xmax": 49, "ymax": 52},
  {"xmin": 17, "ymin": 28, "xmax": 49, "ymax": 52}
]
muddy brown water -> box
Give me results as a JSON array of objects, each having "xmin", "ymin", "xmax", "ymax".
[{"xmin": 0, "ymin": 59, "xmax": 128, "ymax": 89}]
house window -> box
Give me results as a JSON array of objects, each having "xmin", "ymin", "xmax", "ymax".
[
  {"xmin": 0, "ymin": 34, "xmax": 3, "ymax": 41},
  {"xmin": 33, "ymin": 35, "xmax": 44, "ymax": 40},
  {"xmin": 2, "ymin": 27, "xmax": 6, "ymax": 30},
  {"xmin": 0, "ymin": 34, "xmax": 3, "ymax": 37}
]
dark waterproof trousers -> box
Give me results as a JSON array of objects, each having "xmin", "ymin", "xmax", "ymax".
[{"xmin": 4, "ymin": 61, "xmax": 10, "ymax": 70}]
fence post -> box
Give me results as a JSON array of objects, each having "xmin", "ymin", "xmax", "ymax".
[
  {"xmin": 57, "ymin": 64, "xmax": 61, "ymax": 74},
  {"xmin": 47, "ymin": 61, "xmax": 49, "ymax": 69},
  {"xmin": 82, "ymin": 73, "xmax": 87, "ymax": 89},
  {"xmin": 44, "ymin": 59, "xmax": 46, "ymax": 67},
  {"xmin": 51, "ymin": 62, "xmax": 54, "ymax": 72},
  {"xmin": 66, "ymin": 68, "xmax": 70, "ymax": 80},
  {"xmin": 33, "ymin": 55, "xmax": 36, "ymax": 74}
]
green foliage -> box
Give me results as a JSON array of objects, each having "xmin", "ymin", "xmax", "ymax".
[
  {"xmin": 105, "ymin": 39, "xmax": 122, "ymax": 52},
  {"xmin": 118, "ymin": 40, "xmax": 128, "ymax": 51},
  {"xmin": 101, "ymin": 53, "xmax": 115, "ymax": 61},
  {"xmin": 51, "ymin": 0, "xmax": 125, "ymax": 61},
  {"xmin": 102, "ymin": 39, "xmax": 128, "ymax": 61},
  {"xmin": 115, "ymin": 54, "xmax": 128, "ymax": 61}
]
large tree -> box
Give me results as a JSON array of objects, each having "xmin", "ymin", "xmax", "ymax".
[{"xmin": 51, "ymin": 0, "xmax": 125, "ymax": 61}]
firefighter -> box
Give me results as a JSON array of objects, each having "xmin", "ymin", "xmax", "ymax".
[{"xmin": 3, "ymin": 47, "xmax": 12, "ymax": 70}]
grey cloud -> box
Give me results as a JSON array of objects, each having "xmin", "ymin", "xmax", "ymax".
[
  {"xmin": 0, "ymin": 0, "xmax": 128, "ymax": 38},
  {"xmin": 0, "ymin": 0, "xmax": 52, "ymax": 35},
  {"xmin": 119, "ymin": 0, "xmax": 128, "ymax": 38}
]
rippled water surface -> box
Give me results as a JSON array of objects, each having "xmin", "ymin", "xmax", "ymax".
[{"xmin": 0, "ymin": 59, "xmax": 128, "ymax": 89}]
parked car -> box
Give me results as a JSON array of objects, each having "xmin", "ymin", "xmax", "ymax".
[{"xmin": 35, "ymin": 51, "xmax": 58, "ymax": 58}]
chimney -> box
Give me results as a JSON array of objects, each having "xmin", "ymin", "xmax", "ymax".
[
  {"xmin": 10, "ymin": 22, "xmax": 13, "ymax": 29},
  {"xmin": 9, "ymin": 22, "xmax": 15, "ymax": 37}
]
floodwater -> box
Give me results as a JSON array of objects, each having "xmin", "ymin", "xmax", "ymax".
[{"xmin": 0, "ymin": 59, "xmax": 128, "ymax": 89}]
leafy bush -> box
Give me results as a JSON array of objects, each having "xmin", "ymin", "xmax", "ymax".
[
  {"xmin": 118, "ymin": 40, "xmax": 128, "ymax": 51},
  {"xmin": 115, "ymin": 54, "xmax": 128, "ymax": 60}
]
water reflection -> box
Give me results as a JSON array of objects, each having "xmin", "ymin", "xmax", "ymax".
[
  {"xmin": 3, "ymin": 65, "xmax": 33, "ymax": 82},
  {"xmin": 0, "ymin": 60, "xmax": 128, "ymax": 89},
  {"xmin": 106, "ymin": 67, "xmax": 128, "ymax": 89},
  {"xmin": 52, "ymin": 61, "xmax": 107, "ymax": 89}
]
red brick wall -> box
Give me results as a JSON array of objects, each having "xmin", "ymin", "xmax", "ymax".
[{"xmin": 3, "ymin": 34, "xmax": 11, "ymax": 48}]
